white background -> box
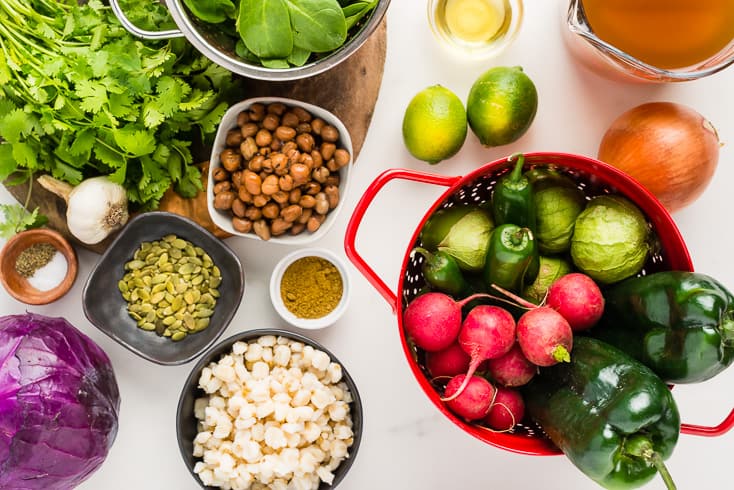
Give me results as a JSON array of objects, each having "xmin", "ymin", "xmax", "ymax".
[{"xmin": 2, "ymin": 1, "xmax": 734, "ymax": 489}]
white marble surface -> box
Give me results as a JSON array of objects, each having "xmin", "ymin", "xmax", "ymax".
[{"xmin": 2, "ymin": 1, "xmax": 734, "ymax": 489}]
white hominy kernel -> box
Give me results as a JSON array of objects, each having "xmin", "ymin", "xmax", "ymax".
[
  {"xmin": 227, "ymin": 394, "xmax": 246, "ymax": 417},
  {"xmin": 282, "ymin": 422, "xmax": 305, "ymax": 434},
  {"xmin": 248, "ymin": 381, "xmax": 270, "ymax": 402},
  {"xmin": 203, "ymin": 377, "xmax": 222, "ymax": 394},
  {"xmin": 273, "ymin": 401, "xmax": 289, "ymax": 421},
  {"xmin": 295, "ymin": 405, "xmax": 315, "ymax": 422},
  {"xmin": 220, "ymin": 354, "xmax": 235, "ymax": 366},
  {"xmin": 220, "ymin": 453, "xmax": 235, "ymax": 473},
  {"xmin": 245, "ymin": 343, "xmax": 263, "ymax": 361},
  {"xmin": 194, "ymin": 397, "xmax": 209, "ymax": 419},
  {"xmin": 319, "ymin": 439, "xmax": 331, "ymax": 452},
  {"xmin": 203, "ymin": 450, "xmax": 221, "ymax": 465},
  {"xmin": 250, "ymin": 423, "xmax": 265, "ymax": 441},
  {"xmin": 235, "ymin": 416, "xmax": 255, "ymax": 430},
  {"xmin": 261, "ymin": 347, "xmax": 273, "ymax": 363},
  {"xmin": 193, "ymin": 461, "xmax": 206, "ymax": 473},
  {"xmin": 316, "ymin": 466, "xmax": 335, "ymax": 485},
  {"xmin": 292, "ymin": 389, "xmax": 311, "ymax": 407},
  {"xmin": 255, "ymin": 399, "xmax": 275, "ymax": 418},
  {"xmin": 234, "ymin": 360, "xmax": 249, "ymax": 382},
  {"xmin": 204, "ymin": 436, "xmax": 222, "ymax": 450},
  {"xmin": 198, "ymin": 469, "xmax": 214, "ymax": 486},
  {"xmin": 331, "ymin": 439, "xmax": 348, "ymax": 459},
  {"xmin": 269, "ymin": 379, "xmax": 286, "ymax": 394},
  {"xmin": 328, "ymin": 401, "xmax": 348, "ymax": 421},
  {"xmin": 327, "ymin": 457, "xmax": 343, "ymax": 471},
  {"xmin": 290, "ymin": 352, "xmax": 303, "ymax": 367},
  {"xmin": 303, "ymin": 421, "xmax": 321, "ymax": 443},
  {"xmin": 241, "ymin": 440, "xmax": 262, "ymax": 463},
  {"xmin": 276, "ymin": 335, "xmax": 290, "ymax": 345},
  {"xmin": 329, "ymin": 385, "xmax": 344, "ymax": 401},
  {"xmin": 285, "ymin": 431, "xmax": 301, "ymax": 448},
  {"xmin": 326, "ymin": 362, "xmax": 343, "ymax": 383},
  {"xmin": 211, "ymin": 395, "xmax": 227, "ymax": 410},
  {"xmin": 270, "ymin": 478, "xmax": 287, "ymax": 490},
  {"xmin": 258, "ymin": 456, "xmax": 275, "ymax": 482},
  {"xmin": 199, "ymin": 367, "xmax": 213, "ymax": 386},
  {"xmin": 311, "ymin": 350, "xmax": 330, "ymax": 371},
  {"xmin": 272, "ymin": 392, "xmax": 290, "ymax": 404},
  {"xmin": 214, "ymin": 363, "xmax": 236, "ymax": 383},
  {"xmin": 273, "ymin": 345, "xmax": 291, "ymax": 366},
  {"xmin": 258, "ymin": 335, "xmax": 277, "ymax": 347},
  {"xmin": 333, "ymin": 424, "xmax": 353, "ymax": 440},
  {"xmin": 193, "ymin": 444, "xmax": 204, "ymax": 457},
  {"xmin": 301, "ymin": 345, "xmax": 314, "ymax": 367},
  {"xmin": 251, "ymin": 361, "xmax": 270, "ymax": 379},
  {"xmin": 213, "ymin": 416, "xmax": 233, "ymax": 439},
  {"xmin": 301, "ymin": 371, "xmax": 318, "ymax": 390},
  {"xmin": 239, "ymin": 403, "xmax": 255, "ymax": 419},
  {"xmin": 195, "ymin": 431, "xmax": 212, "ymax": 445},
  {"xmin": 232, "ymin": 341, "xmax": 247, "ymax": 355},
  {"xmin": 204, "ymin": 406, "xmax": 221, "ymax": 426},
  {"xmin": 289, "ymin": 341, "xmax": 304, "ymax": 352},
  {"xmin": 311, "ymin": 388, "xmax": 335, "ymax": 409}
]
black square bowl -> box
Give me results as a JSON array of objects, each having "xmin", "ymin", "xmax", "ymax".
[
  {"xmin": 176, "ymin": 328, "xmax": 364, "ymax": 489},
  {"xmin": 83, "ymin": 212, "xmax": 245, "ymax": 365}
]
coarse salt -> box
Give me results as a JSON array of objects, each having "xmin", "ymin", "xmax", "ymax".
[{"xmin": 27, "ymin": 251, "xmax": 67, "ymax": 291}]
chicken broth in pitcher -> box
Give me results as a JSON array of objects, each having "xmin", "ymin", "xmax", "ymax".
[{"xmin": 582, "ymin": 0, "xmax": 734, "ymax": 69}]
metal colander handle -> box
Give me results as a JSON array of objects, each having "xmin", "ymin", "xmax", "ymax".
[
  {"xmin": 109, "ymin": 0, "xmax": 183, "ymax": 40},
  {"xmin": 344, "ymin": 168, "xmax": 460, "ymax": 314}
]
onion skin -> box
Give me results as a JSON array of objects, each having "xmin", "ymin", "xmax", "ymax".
[{"xmin": 598, "ymin": 102, "xmax": 720, "ymax": 213}]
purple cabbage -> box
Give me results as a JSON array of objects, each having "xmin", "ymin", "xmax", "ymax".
[{"xmin": 0, "ymin": 313, "xmax": 120, "ymax": 489}]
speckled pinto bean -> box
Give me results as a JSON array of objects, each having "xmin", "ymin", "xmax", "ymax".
[{"xmin": 212, "ymin": 102, "xmax": 352, "ymax": 239}]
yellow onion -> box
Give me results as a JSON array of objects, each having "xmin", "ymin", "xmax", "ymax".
[{"xmin": 597, "ymin": 102, "xmax": 720, "ymax": 213}]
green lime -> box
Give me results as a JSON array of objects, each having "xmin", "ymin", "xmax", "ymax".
[
  {"xmin": 466, "ymin": 66, "xmax": 538, "ymax": 147},
  {"xmin": 402, "ymin": 85, "xmax": 468, "ymax": 164}
]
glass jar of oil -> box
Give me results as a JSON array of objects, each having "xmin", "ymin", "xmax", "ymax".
[{"xmin": 428, "ymin": 0, "xmax": 523, "ymax": 59}]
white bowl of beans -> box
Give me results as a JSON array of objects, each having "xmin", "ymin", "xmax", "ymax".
[{"xmin": 207, "ymin": 97, "xmax": 353, "ymax": 244}]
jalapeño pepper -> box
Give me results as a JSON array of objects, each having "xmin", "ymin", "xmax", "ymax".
[
  {"xmin": 491, "ymin": 153, "xmax": 536, "ymax": 231},
  {"xmin": 525, "ymin": 337, "xmax": 679, "ymax": 490},
  {"xmin": 592, "ymin": 271, "xmax": 734, "ymax": 384},
  {"xmin": 412, "ymin": 247, "xmax": 469, "ymax": 297},
  {"xmin": 483, "ymin": 224, "xmax": 538, "ymax": 293}
]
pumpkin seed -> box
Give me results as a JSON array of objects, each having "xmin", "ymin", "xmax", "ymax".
[
  {"xmin": 140, "ymin": 322, "xmax": 156, "ymax": 331},
  {"xmin": 171, "ymin": 331, "xmax": 187, "ymax": 341}
]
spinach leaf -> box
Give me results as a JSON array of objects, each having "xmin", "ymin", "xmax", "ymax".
[
  {"xmin": 261, "ymin": 58, "xmax": 291, "ymax": 69},
  {"xmin": 237, "ymin": 0, "xmax": 294, "ymax": 59},
  {"xmin": 183, "ymin": 0, "xmax": 236, "ymax": 24},
  {"xmin": 284, "ymin": 0, "xmax": 347, "ymax": 53},
  {"xmin": 235, "ymin": 40, "xmax": 262, "ymax": 63},
  {"xmin": 287, "ymin": 46, "xmax": 312, "ymax": 66},
  {"xmin": 344, "ymin": 0, "xmax": 378, "ymax": 29}
]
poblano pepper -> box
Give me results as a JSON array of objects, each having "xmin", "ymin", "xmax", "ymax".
[
  {"xmin": 592, "ymin": 271, "xmax": 734, "ymax": 384},
  {"xmin": 525, "ymin": 336, "xmax": 679, "ymax": 490},
  {"xmin": 412, "ymin": 247, "xmax": 469, "ymax": 297},
  {"xmin": 483, "ymin": 224, "xmax": 538, "ymax": 293},
  {"xmin": 491, "ymin": 153, "xmax": 536, "ymax": 231}
]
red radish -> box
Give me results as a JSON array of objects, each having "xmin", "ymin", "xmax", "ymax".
[
  {"xmin": 517, "ymin": 307, "xmax": 573, "ymax": 366},
  {"xmin": 484, "ymin": 387, "xmax": 525, "ymax": 431},
  {"xmin": 443, "ymin": 374, "xmax": 496, "ymax": 421},
  {"xmin": 426, "ymin": 341, "xmax": 471, "ymax": 379},
  {"xmin": 403, "ymin": 292, "xmax": 492, "ymax": 352},
  {"xmin": 486, "ymin": 343, "xmax": 536, "ymax": 387},
  {"xmin": 441, "ymin": 305, "xmax": 516, "ymax": 402},
  {"xmin": 546, "ymin": 273, "xmax": 604, "ymax": 331}
]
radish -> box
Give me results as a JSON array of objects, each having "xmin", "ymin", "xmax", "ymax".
[
  {"xmin": 443, "ymin": 374, "xmax": 496, "ymax": 421},
  {"xmin": 486, "ymin": 343, "xmax": 536, "ymax": 387},
  {"xmin": 426, "ymin": 341, "xmax": 471, "ymax": 379},
  {"xmin": 546, "ymin": 273, "xmax": 604, "ymax": 331},
  {"xmin": 516, "ymin": 307, "xmax": 573, "ymax": 366},
  {"xmin": 403, "ymin": 292, "xmax": 492, "ymax": 352},
  {"xmin": 441, "ymin": 305, "xmax": 516, "ymax": 401},
  {"xmin": 484, "ymin": 387, "xmax": 525, "ymax": 431}
]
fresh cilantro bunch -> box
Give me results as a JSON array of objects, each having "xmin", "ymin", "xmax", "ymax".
[{"xmin": 0, "ymin": 0, "xmax": 241, "ymax": 209}]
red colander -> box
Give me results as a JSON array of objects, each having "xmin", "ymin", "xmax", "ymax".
[{"xmin": 344, "ymin": 152, "xmax": 734, "ymax": 455}]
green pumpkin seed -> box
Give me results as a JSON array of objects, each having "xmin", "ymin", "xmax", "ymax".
[
  {"xmin": 140, "ymin": 322, "xmax": 156, "ymax": 331},
  {"xmin": 171, "ymin": 331, "xmax": 187, "ymax": 341}
]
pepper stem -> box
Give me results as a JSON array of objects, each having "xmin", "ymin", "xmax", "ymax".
[
  {"xmin": 506, "ymin": 153, "xmax": 525, "ymax": 183},
  {"xmin": 720, "ymin": 311, "xmax": 734, "ymax": 347},
  {"xmin": 411, "ymin": 247, "xmax": 434, "ymax": 261},
  {"xmin": 625, "ymin": 436, "xmax": 677, "ymax": 490}
]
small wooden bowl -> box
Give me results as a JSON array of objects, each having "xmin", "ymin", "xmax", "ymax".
[{"xmin": 0, "ymin": 228, "xmax": 78, "ymax": 305}]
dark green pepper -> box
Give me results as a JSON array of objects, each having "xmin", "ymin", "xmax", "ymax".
[
  {"xmin": 525, "ymin": 336, "xmax": 679, "ymax": 490},
  {"xmin": 412, "ymin": 247, "xmax": 469, "ymax": 297},
  {"xmin": 483, "ymin": 224, "xmax": 538, "ymax": 293},
  {"xmin": 491, "ymin": 153, "xmax": 536, "ymax": 231},
  {"xmin": 592, "ymin": 271, "xmax": 734, "ymax": 384}
]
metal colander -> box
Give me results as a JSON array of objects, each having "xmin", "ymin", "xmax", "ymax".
[{"xmin": 346, "ymin": 152, "xmax": 698, "ymax": 455}]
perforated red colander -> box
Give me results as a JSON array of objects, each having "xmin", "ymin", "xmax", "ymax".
[{"xmin": 344, "ymin": 152, "xmax": 734, "ymax": 455}]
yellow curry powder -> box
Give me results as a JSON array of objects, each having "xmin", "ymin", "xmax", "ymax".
[{"xmin": 280, "ymin": 256, "xmax": 343, "ymax": 319}]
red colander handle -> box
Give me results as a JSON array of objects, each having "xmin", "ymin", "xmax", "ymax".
[
  {"xmin": 344, "ymin": 168, "xmax": 460, "ymax": 313},
  {"xmin": 681, "ymin": 407, "xmax": 734, "ymax": 437}
]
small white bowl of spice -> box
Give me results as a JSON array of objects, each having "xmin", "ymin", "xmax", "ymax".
[
  {"xmin": 0, "ymin": 228, "xmax": 78, "ymax": 305},
  {"xmin": 270, "ymin": 248, "xmax": 350, "ymax": 329}
]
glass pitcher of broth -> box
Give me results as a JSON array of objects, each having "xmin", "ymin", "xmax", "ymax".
[{"xmin": 563, "ymin": 0, "xmax": 734, "ymax": 82}]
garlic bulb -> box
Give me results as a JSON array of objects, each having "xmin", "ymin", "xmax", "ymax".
[{"xmin": 37, "ymin": 175, "xmax": 129, "ymax": 245}]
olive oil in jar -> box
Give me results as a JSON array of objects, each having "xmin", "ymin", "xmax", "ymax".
[{"xmin": 429, "ymin": 0, "xmax": 521, "ymax": 58}]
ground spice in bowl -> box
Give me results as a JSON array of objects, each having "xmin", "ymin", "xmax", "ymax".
[
  {"xmin": 14, "ymin": 243, "xmax": 57, "ymax": 277},
  {"xmin": 280, "ymin": 256, "xmax": 343, "ymax": 319}
]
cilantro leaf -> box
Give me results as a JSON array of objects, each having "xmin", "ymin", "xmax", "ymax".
[{"xmin": 0, "ymin": 204, "xmax": 46, "ymax": 239}]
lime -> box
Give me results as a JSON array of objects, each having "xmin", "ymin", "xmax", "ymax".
[
  {"xmin": 402, "ymin": 85, "xmax": 468, "ymax": 164},
  {"xmin": 466, "ymin": 66, "xmax": 538, "ymax": 147}
]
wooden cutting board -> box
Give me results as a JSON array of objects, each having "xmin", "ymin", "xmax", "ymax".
[{"xmin": 5, "ymin": 20, "xmax": 387, "ymax": 254}]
